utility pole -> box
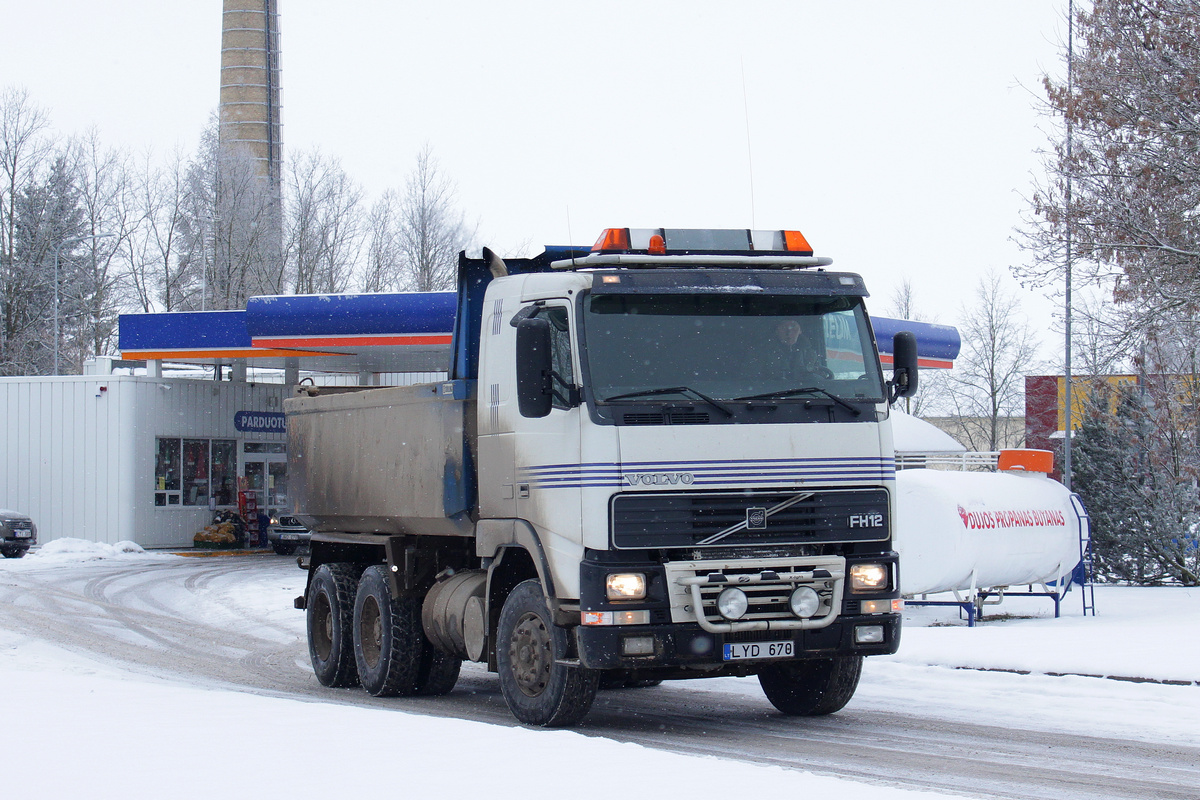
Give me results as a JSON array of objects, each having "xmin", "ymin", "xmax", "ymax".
[{"xmin": 1063, "ymin": 0, "xmax": 1075, "ymax": 490}]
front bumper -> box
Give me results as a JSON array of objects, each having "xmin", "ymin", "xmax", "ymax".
[{"xmin": 575, "ymin": 612, "xmax": 900, "ymax": 672}]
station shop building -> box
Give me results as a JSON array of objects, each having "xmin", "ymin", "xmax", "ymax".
[{"xmin": 0, "ymin": 291, "xmax": 959, "ymax": 550}]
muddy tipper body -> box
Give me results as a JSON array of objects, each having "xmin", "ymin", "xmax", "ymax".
[{"xmin": 288, "ymin": 228, "xmax": 918, "ymax": 726}]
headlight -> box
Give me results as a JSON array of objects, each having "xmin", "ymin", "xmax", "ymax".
[
  {"xmin": 605, "ymin": 573, "xmax": 647, "ymax": 601},
  {"xmin": 716, "ymin": 587, "xmax": 748, "ymax": 620},
  {"xmin": 849, "ymin": 563, "xmax": 889, "ymax": 592},
  {"xmin": 789, "ymin": 586, "xmax": 821, "ymax": 618}
]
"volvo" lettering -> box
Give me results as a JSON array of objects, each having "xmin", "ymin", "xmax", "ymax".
[{"xmin": 624, "ymin": 472, "xmax": 695, "ymax": 486}]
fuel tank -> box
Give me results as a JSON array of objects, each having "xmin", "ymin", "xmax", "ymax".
[{"xmin": 894, "ymin": 453, "xmax": 1083, "ymax": 596}]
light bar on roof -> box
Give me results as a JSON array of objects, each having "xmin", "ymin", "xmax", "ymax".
[{"xmin": 591, "ymin": 228, "xmax": 815, "ymax": 257}]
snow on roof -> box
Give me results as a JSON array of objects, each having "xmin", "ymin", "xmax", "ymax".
[{"xmin": 891, "ymin": 410, "xmax": 966, "ymax": 454}]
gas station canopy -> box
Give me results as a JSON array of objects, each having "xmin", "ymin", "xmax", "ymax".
[{"xmin": 119, "ymin": 291, "xmax": 959, "ymax": 374}]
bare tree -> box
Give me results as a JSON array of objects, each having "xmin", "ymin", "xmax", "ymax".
[
  {"xmin": 394, "ymin": 144, "xmax": 473, "ymax": 292},
  {"xmin": 177, "ymin": 119, "xmax": 281, "ymax": 310},
  {"xmin": 283, "ymin": 149, "xmax": 362, "ymax": 295},
  {"xmin": 59, "ymin": 129, "xmax": 132, "ymax": 369},
  {"xmin": 122, "ymin": 148, "xmax": 191, "ymax": 312},
  {"xmin": 883, "ymin": 277, "xmax": 947, "ymax": 417},
  {"xmin": 940, "ymin": 271, "xmax": 1042, "ymax": 451},
  {"xmin": 360, "ymin": 189, "xmax": 402, "ymax": 292},
  {"xmin": 1020, "ymin": 0, "xmax": 1200, "ymax": 313},
  {"xmin": 0, "ymin": 86, "xmax": 55, "ymax": 373}
]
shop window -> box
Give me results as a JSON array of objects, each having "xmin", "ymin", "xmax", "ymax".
[
  {"xmin": 212, "ymin": 440, "xmax": 236, "ymax": 505},
  {"xmin": 268, "ymin": 460, "xmax": 288, "ymax": 508},
  {"xmin": 182, "ymin": 439, "xmax": 209, "ymax": 506},
  {"xmin": 244, "ymin": 442, "xmax": 286, "ymax": 454},
  {"xmin": 155, "ymin": 438, "xmax": 181, "ymax": 506},
  {"xmin": 155, "ymin": 437, "xmax": 237, "ymax": 508}
]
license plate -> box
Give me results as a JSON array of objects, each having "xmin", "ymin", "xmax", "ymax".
[
  {"xmin": 723, "ymin": 641, "xmax": 794, "ymax": 661},
  {"xmin": 14, "ymin": 530, "xmax": 31, "ymax": 539},
  {"xmin": 280, "ymin": 533, "xmax": 299, "ymax": 541}
]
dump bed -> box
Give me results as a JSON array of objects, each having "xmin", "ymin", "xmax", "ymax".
[{"xmin": 285, "ymin": 381, "xmax": 475, "ymax": 537}]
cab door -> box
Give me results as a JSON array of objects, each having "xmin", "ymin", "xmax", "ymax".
[{"xmin": 512, "ymin": 304, "xmax": 582, "ymax": 534}]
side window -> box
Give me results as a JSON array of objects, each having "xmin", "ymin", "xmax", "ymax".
[{"xmin": 545, "ymin": 306, "xmax": 574, "ymax": 410}]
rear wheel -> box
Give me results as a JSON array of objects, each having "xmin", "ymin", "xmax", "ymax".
[
  {"xmin": 415, "ymin": 645, "xmax": 462, "ymax": 696},
  {"xmin": 497, "ymin": 579, "xmax": 598, "ymax": 727},
  {"xmin": 307, "ymin": 563, "xmax": 360, "ymax": 688},
  {"xmin": 353, "ymin": 565, "xmax": 426, "ymax": 696},
  {"xmin": 758, "ymin": 655, "xmax": 863, "ymax": 716}
]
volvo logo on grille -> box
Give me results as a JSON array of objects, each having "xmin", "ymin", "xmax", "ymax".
[{"xmin": 746, "ymin": 507, "xmax": 767, "ymax": 529}]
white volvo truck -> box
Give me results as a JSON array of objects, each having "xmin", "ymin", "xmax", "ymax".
[{"xmin": 287, "ymin": 227, "xmax": 918, "ymax": 726}]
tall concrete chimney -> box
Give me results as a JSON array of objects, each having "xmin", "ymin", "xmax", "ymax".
[{"xmin": 219, "ymin": 0, "xmax": 282, "ymax": 186}]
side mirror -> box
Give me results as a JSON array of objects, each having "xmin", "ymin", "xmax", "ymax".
[
  {"xmin": 516, "ymin": 317, "xmax": 554, "ymax": 418},
  {"xmin": 889, "ymin": 331, "xmax": 919, "ymax": 402}
]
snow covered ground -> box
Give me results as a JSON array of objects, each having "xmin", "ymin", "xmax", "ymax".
[{"xmin": 2, "ymin": 541, "xmax": 1197, "ymax": 799}]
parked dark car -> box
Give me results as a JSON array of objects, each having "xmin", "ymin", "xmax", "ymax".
[
  {"xmin": 267, "ymin": 513, "xmax": 310, "ymax": 556},
  {"xmin": 0, "ymin": 509, "xmax": 37, "ymax": 558}
]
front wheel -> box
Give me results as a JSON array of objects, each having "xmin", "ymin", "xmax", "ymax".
[
  {"xmin": 758, "ymin": 655, "xmax": 863, "ymax": 716},
  {"xmin": 497, "ymin": 579, "xmax": 598, "ymax": 727}
]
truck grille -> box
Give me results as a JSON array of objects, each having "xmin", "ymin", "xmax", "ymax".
[
  {"xmin": 611, "ymin": 488, "xmax": 888, "ymax": 549},
  {"xmin": 665, "ymin": 555, "xmax": 845, "ymax": 632}
]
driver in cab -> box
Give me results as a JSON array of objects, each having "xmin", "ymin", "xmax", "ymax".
[{"xmin": 763, "ymin": 319, "xmax": 826, "ymax": 378}]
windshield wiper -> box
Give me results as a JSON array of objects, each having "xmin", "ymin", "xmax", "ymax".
[
  {"xmin": 734, "ymin": 386, "xmax": 862, "ymax": 417},
  {"xmin": 602, "ymin": 386, "xmax": 734, "ymax": 417}
]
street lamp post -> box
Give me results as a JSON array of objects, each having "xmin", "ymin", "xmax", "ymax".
[{"xmin": 53, "ymin": 232, "xmax": 115, "ymax": 375}]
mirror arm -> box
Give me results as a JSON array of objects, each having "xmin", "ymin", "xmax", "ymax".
[{"xmin": 549, "ymin": 370, "xmax": 581, "ymax": 408}]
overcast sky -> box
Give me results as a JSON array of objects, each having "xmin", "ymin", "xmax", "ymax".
[{"xmin": 1, "ymin": 0, "xmax": 1070, "ymax": 356}]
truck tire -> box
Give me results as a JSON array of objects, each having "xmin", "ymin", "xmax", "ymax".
[
  {"xmin": 758, "ymin": 655, "xmax": 863, "ymax": 716},
  {"xmin": 497, "ymin": 579, "xmax": 598, "ymax": 727},
  {"xmin": 307, "ymin": 563, "xmax": 360, "ymax": 688},
  {"xmin": 415, "ymin": 646, "xmax": 462, "ymax": 696},
  {"xmin": 353, "ymin": 565, "xmax": 425, "ymax": 697}
]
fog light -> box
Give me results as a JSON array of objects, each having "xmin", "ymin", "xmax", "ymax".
[
  {"xmin": 621, "ymin": 635, "xmax": 656, "ymax": 656},
  {"xmin": 606, "ymin": 573, "xmax": 647, "ymax": 601},
  {"xmin": 716, "ymin": 587, "xmax": 748, "ymax": 620},
  {"xmin": 789, "ymin": 586, "xmax": 821, "ymax": 618},
  {"xmin": 855, "ymin": 624, "xmax": 885, "ymax": 644},
  {"xmin": 849, "ymin": 563, "xmax": 889, "ymax": 592}
]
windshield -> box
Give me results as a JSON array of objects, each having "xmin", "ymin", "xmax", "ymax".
[{"xmin": 582, "ymin": 292, "xmax": 886, "ymax": 404}]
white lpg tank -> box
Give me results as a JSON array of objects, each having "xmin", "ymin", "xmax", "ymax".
[{"xmin": 894, "ymin": 450, "xmax": 1084, "ymax": 596}]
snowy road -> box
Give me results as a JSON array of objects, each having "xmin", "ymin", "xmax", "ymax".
[{"xmin": 2, "ymin": 552, "xmax": 1197, "ymax": 800}]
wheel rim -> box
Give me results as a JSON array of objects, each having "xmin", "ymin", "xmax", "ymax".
[
  {"xmin": 509, "ymin": 611, "xmax": 553, "ymax": 697},
  {"xmin": 359, "ymin": 595, "xmax": 382, "ymax": 669},
  {"xmin": 313, "ymin": 591, "xmax": 333, "ymax": 661}
]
